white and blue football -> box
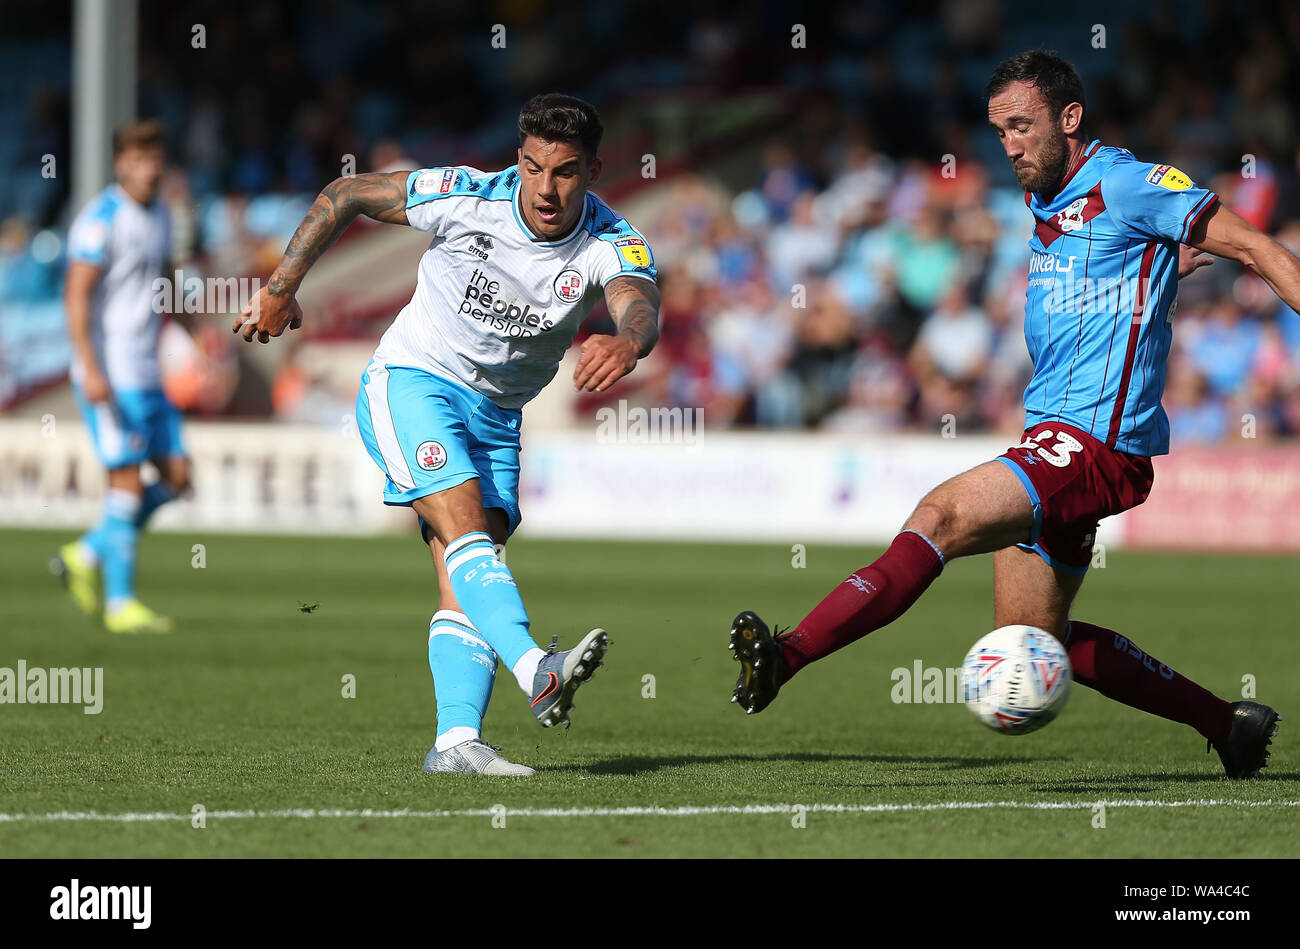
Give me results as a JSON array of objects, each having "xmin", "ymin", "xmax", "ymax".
[{"xmin": 961, "ymin": 625, "xmax": 1072, "ymax": 735}]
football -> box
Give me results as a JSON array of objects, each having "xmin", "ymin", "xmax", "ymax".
[{"xmin": 961, "ymin": 625, "xmax": 1072, "ymax": 734}]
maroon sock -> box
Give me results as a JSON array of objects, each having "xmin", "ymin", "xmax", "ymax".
[
  {"xmin": 780, "ymin": 530, "xmax": 945, "ymax": 681},
  {"xmin": 1065, "ymin": 620, "xmax": 1233, "ymax": 741}
]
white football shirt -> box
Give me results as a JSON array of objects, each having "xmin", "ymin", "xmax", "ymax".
[
  {"xmin": 66, "ymin": 184, "xmax": 171, "ymax": 390},
  {"xmin": 372, "ymin": 165, "xmax": 657, "ymax": 409}
]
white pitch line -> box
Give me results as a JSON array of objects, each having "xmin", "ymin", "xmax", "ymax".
[{"xmin": 1, "ymin": 799, "xmax": 1298, "ymax": 823}]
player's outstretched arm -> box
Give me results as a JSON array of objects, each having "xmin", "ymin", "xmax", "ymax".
[
  {"xmin": 233, "ymin": 171, "xmax": 410, "ymax": 343},
  {"xmin": 574, "ymin": 275, "xmax": 661, "ymax": 392},
  {"xmin": 1188, "ymin": 203, "xmax": 1300, "ymax": 312}
]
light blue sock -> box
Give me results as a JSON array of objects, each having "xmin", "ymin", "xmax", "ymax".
[
  {"xmin": 443, "ymin": 532, "xmax": 540, "ymax": 680},
  {"xmin": 428, "ymin": 610, "xmax": 496, "ymax": 751},
  {"xmin": 135, "ymin": 481, "xmax": 178, "ymax": 528},
  {"xmin": 82, "ymin": 484, "xmax": 162, "ymax": 566},
  {"xmin": 78, "ymin": 520, "xmax": 109, "ymax": 566},
  {"xmin": 100, "ymin": 489, "xmax": 141, "ymax": 610}
]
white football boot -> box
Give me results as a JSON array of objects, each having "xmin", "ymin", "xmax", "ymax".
[{"xmin": 422, "ymin": 739, "xmax": 536, "ymax": 776}]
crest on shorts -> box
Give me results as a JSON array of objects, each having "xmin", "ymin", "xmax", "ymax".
[{"xmin": 416, "ymin": 440, "xmax": 447, "ymax": 471}]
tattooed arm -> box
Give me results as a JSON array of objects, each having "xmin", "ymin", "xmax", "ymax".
[
  {"xmin": 573, "ymin": 275, "xmax": 661, "ymax": 392},
  {"xmin": 233, "ymin": 171, "xmax": 411, "ymax": 343}
]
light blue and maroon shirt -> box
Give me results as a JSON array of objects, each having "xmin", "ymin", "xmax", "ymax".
[{"xmin": 1021, "ymin": 140, "xmax": 1218, "ymax": 456}]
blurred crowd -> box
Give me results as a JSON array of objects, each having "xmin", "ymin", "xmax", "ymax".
[
  {"xmin": 626, "ymin": 142, "xmax": 1300, "ymax": 444},
  {"xmin": 586, "ymin": 0, "xmax": 1300, "ymax": 445},
  {"xmin": 4, "ymin": 0, "xmax": 1300, "ymax": 443}
]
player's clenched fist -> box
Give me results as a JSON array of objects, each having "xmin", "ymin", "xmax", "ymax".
[
  {"xmin": 573, "ymin": 334, "xmax": 638, "ymax": 392},
  {"xmin": 233, "ymin": 286, "xmax": 304, "ymax": 344}
]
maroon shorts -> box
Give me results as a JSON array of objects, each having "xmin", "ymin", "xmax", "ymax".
[{"xmin": 994, "ymin": 421, "xmax": 1155, "ymax": 573}]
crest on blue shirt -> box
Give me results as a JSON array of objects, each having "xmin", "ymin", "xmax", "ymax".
[{"xmin": 1058, "ymin": 197, "xmax": 1089, "ymax": 233}]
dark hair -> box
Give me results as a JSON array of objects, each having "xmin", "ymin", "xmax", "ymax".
[
  {"xmin": 517, "ymin": 94, "xmax": 603, "ymax": 161},
  {"xmin": 112, "ymin": 118, "xmax": 166, "ymax": 156},
  {"xmin": 986, "ymin": 49, "xmax": 1086, "ymax": 121}
]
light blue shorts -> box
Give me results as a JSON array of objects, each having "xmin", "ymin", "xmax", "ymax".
[
  {"xmin": 74, "ymin": 385, "xmax": 185, "ymax": 469},
  {"xmin": 355, "ymin": 361, "xmax": 523, "ymax": 534}
]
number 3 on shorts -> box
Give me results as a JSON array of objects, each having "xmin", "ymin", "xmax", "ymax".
[{"xmin": 1015, "ymin": 429, "xmax": 1084, "ymax": 468}]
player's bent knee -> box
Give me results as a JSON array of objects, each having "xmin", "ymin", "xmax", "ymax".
[
  {"xmin": 905, "ymin": 493, "xmax": 973, "ymax": 555},
  {"xmin": 904, "ymin": 500, "xmax": 950, "ymax": 543}
]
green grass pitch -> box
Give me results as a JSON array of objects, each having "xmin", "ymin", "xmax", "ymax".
[{"xmin": 1, "ymin": 527, "xmax": 1296, "ymax": 857}]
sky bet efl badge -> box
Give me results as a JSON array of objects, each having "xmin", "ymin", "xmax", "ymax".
[
  {"xmin": 413, "ymin": 168, "xmax": 457, "ymax": 196},
  {"xmin": 613, "ymin": 236, "xmax": 651, "ymax": 267},
  {"xmin": 1146, "ymin": 164, "xmax": 1192, "ymax": 191}
]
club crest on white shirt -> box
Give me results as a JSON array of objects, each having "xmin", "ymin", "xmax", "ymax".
[{"xmin": 554, "ymin": 269, "xmax": 583, "ymax": 303}]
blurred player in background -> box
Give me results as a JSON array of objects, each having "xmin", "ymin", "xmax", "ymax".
[
  {"xmin": 51, "ymin": 120, "xmax": 189, "ymax": 635},
  {"xmin": 235, "ymin": 94, "xmax": 660, "ymax": 775},
  {"xmin": 730, "ymin": 50, "xmax": 1300, "ymax": 779}
]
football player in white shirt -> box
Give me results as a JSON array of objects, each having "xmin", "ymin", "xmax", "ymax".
[
  {"xmin": 52, "ymin": 120, "xmax": 190, "ymax": 635},
  {"xmin": 235, "ymin": 94, "xmax": 661, "ymax": 775}
]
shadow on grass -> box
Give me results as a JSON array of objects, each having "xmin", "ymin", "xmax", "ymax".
[
  {"xmin": 546, "ymin": 752, "xmax": 1065, "ymax": 776},
  {"xmin": 810, "ymin": 769, "xmax": 1300, "ymax": 794},
  {"xmin": 1025, "ymin": 771, "xmax": 1300, "ymax": 795},
  {"xmin": 831, "ymin": 770, "xmax": 1300, "ymax": 795},
  {"xmin": 543, "ymin": 754, "xmax": 1300, "ymax": 795}
]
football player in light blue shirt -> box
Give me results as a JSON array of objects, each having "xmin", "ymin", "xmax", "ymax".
[
  {"xmin": 53, "ymin": 121, "xmax": 189, "ymax": 635},
  {"xmin": 1019, "ymin": 139, "xmax": 1220, "ymax": 456},
  {"xmin": 235, "ymin": 95, "xmax": 660, "ymax": 775},
  {"xmin": 730, "ymin": 51, "xmax": 1299, "ymax": 779}
]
